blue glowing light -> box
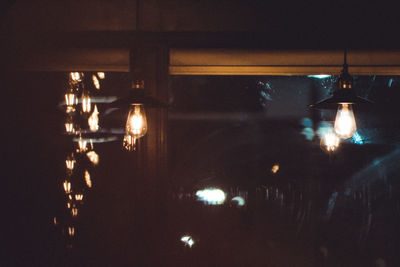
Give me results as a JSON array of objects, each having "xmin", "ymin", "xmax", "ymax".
[
  {"xmin": 231, "ymin": 196, "xmax": 245, "ymax": 206},
  {"xmin": 351, "ymin": 131, "xmax": 364, "ymax": 145},
  {"xmin": 307, "ymin": 75, "xmax": 331, "ymax": 79}
]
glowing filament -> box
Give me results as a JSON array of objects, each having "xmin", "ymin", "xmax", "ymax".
[
  {"xmin": 67, "ymin": 202, "xmax": 71, "ymax": 209},
  {"xmin": 322, "ymin": 132, "xmax": 340, "ymax": 152},
  {"xmin": 97, "ymin": 72, "xmax": 105, "ymax": 79},
  {"xmin": 92, "ymin": 75, "xmax": 100, "ymax": 90},
  {"xmin": 70, "ymin": 72, "xmax": 81, "ymax": 82},
  {"xmin": 334, "ymin": 104, "xmax": 357, "ymax": 139},
  {"xmin": 65, "ymin": 93, "xmax": 78, "ymax": 107},
  {"xmin": 71, "ymin": 208, "xmax": 78, "ymax": 217},
  {"xmin": 88, "ymin": 105, "xmax": 99, "ymax": 132},
  {"xmin": 123, "ymin": 134, "xmax": 137, "ymax": 151},
  {"xmin": 65, "ymin": 122, "xmax": 74, "ymax": 133},
  {"xmin": 65, "ymin": 155, "xmax": 76, "ymax": 171},
  {"xmin": 85, "ymin": 170, "xmax": 92, "ymax": 188},
  {"xmin": 53, "ymin": 217, "xmax": 57, "ymax": 225},
  {"xmin": 81, "ymin": 92, "xmax": 91, "ymax": 113},
  {"xmin": 86, "ymin": 151, "xmax": 99, "ymax": 166},
  {"xmin": 77, "ymin": 137, "xmax": 88, "ymax": 153},
  {"xmin": 63, "ymin": 181, "xmax": 71, "ymax": 194},
  {"xmin": 68, "ymin": 226, "xmax": 75, "ymax": 237},
  {"xmin": 125, "ymin": 104, "xmax": 147, "ymax": 138},
  {"xmin": 68, "ymin": 194, "xmax": 73, "ymax": 200},
  {"xmin": 75, "ymin": 194, "xmax": 83, "ymax": 201}
]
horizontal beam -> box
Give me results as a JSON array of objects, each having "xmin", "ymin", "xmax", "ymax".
[{"xmin": 170, "ymin": 49, "xmax": 400, "ymax": 75}]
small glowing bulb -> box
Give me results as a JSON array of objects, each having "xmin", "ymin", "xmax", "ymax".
[
  {"xmin": 75, "ymin": 194, "xmax": 84, "ymax": 201},
  {"xmin": 97, "ymin": 72, "xmax": 105, "ymax": 79},
  {"xmin": 86, "ymin": 151, "xmax": 99, "ymax": 166},
  {"xmin": 67, "ymin": 202, "xmax": 71, "ymax": 209},
  {"xmin": 65, "ymin": 121, "xmax": 74, "ymax": 134},
  {"xmin": 70, "ymin": 72, "xmax": 82, "ymax": 82},
  {"xmin": 71, "ymin": 208, "xmax": 78, "ymax": 217},
  {"xmin": 65, "ymin": 154, "xmax": 76, "ymax": 171},
  {"xmin": 271, "ymin": 164, "xmax": 280, "ymax": 174},
  {"xmin": 321, "ymin": 131, "xmax": 340, "ymax": 152},
  {"xmin": 63, "ymin": 181, "xmax": 72, "ymax": 194},
  {"xmin": 84, "ymin": 170, "xmax": 92, "ymax": 188},
  {"xmin": 53, "ymin": 217, "xmax": 58, "ymax": 225},
  {"xmin": 88, "ymin": 105, "xmax": 99, "ymax": 132},
  {"xmin": 77, "ymin": 137, "xmax": 88, "ymax": 153},
  {"xmin": 125, "ymin": 104, "xmax": 147, "ymax": 139},
  {"xmin": 334, "ymin": 103, "xmax": 357, "ymax": 139},
  {"xmin": 81, "ymin": 91, "xmax": 91, "ymax": 113},
  {"xmin": 68, "ymin": 226, "xmax": 75, "ymax": 237},
  {"xmin": 92, "ymin": 75, "xmax": 100, "ymax": 90}
]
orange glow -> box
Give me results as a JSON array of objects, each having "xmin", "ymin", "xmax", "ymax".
[
  {"xmin": 63, "ymin": 181, "xmax": 72, "ymax": 194},
  {"xmin": 68, "ymin": 194, "xmax": 73, "ymax": 200},
  {"xmin": 86, "ymin": 151, "xmax": 99, "ymax": 166},
  {"xmin": 71, "ymin": 208, "xmax": 78, "ymax": 217},
  {"xmin": 92, "ymin": 75, "xmax": 100, "ymax": 90},
  {"xmin": 53, "ymin": 217, "xmax": 57, "ymax": 225},
  {"xmin": 65, "ymin": 154, "xmax": 76, "ymax": 171},
  {"xmin": 88, "ymin": 105, "xmax": 99, "ymax": 132},
  {"xmin": 68, "ymin": 226, "xmax": 75, "ymax": 237},
  {"xmin": 271, "ymin": 164, "xmax": 280, "ymax": 174},
  {"xmin": 97, "ymin": 72, "xmax": 105, "ymax": 79},
  {"xmin": 123, "ymin": 134, "xmax": 136, "ymax": 151},
  {"xmin": 81, "ymin": 91, "xmax": 91, "ymax": 113},
  {"xmin": 77, "ymin": 137, "xmax": 88, "ymax": 153},
  {"xmin": 70, "ymin": 72, "xmax": 82, "ymax": 82},
  {"xmin": 125, "ymin": 104, "xmax": 147, "ymax": 138},
  {"xmin": 67, "ymin": 202, "xmax": 71, "ymax": 209},
  {"xmin": 85, "ymin": 170, "xmax": 92, "ymax": 188},
  {"xmin": 75, "ymin": 194, "xmax": 84, "ymax": 201}
]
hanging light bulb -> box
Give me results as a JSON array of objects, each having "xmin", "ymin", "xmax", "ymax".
[
  {"xmin": 321, "ymin": 130, "xmax": 341, "ymax": 152},
  {"xmin": 334, "ymin": 103, "xmax": 357, "ymax": 139},
  {"xmin": 81, "ymin": 91, "xmax": 91, "ymax": 113},
  {"xmin": 88, "ymin": 105, "xmax": 99, "ymax": 132},
  {"xmin": 86, "ymin": 151, "xmax": 99, "ymax": 166},
  {"xmin": 75, "ymin": 194, "xmax": 84, "ymax": 201},
  {"xmin": 309, "ymin": 50, "xmax": 372, "ymax": 137},
  {"xmin": 97, "ymin": 72, "xmax": 105, "ymax": 79},
  {"xmin": 65, "ymin": 90, "xmax": 78, "ymax": 113},
  {"xmin": 125, "ymin": 104, "xmax": 147, "ymax": 139},
  {"xmin": 68, "ymin": 226, "xmax": 75, "ymax": 237},
  {"xmin": 77, "ymin": 136, "xmax": 88, "ymax": 153}
]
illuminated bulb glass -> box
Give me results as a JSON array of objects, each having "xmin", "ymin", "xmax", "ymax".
[
  {"xmin": 88, "ymin": 105, "xmax": 99, "ymax": 131},
  {"xmin": 271, "ymin": 164, "xmax": 280, "ymax": 174},
  {"xmin": 321, "ymin": 131, "xmax": 340, "ymax": 152},
  {"xmin": 123, "ymin": 134, "xmax": 136, "ymax": 151},
  {"xmin": 334, "ymin": 103, "xmax": 357, "ymax": 139},
  {"xmin": 81, "ymin": 92, "xmax": 91, "ymax": 113},
  {"xmin": 97, "ymin": 72, "xmax": 105, "ymax": 79},
  {"xmin": 125, "ymin": 104, "xmax": 147, "ymax": 139},
  {"xmin": 92, "ymin": 75, "xmax": 100, "ymax": 90},
  {"xmin": 86, "ymin": 151, "xmax": 99, "ymax": 165}
]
